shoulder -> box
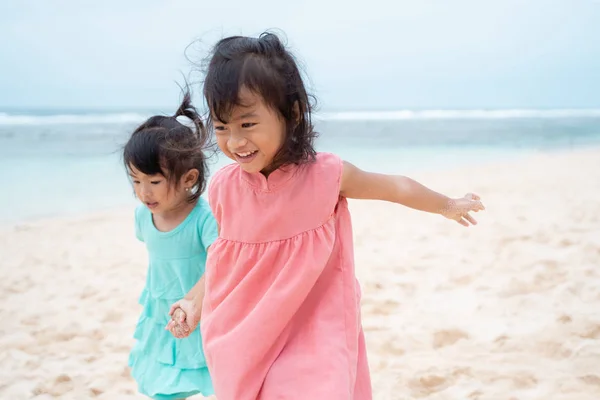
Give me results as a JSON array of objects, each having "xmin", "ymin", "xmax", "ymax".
[
  {"xmin": 315, "ymin": 151, "xmax": 342, "ymax": 165},
  {"xmin": 134, "ymin": 204, "xmax": 150, "ymax": 225},
  {"xmin": 193, "ymin": 197, "xmax": 214, "ymax": 224},
  {"xmin": 134, "ymin": 204, "xmax": 150, "ymax": 241},
  {"xmin": 196, "ymin": 196, "xmax": 212, "ymax": 212},
  {"xmin": 209, "ymin": 163, "xmax": 239, "ymax": 191},
  {"xmin": 207, "ymin": 163, "xmax": 239, "ymax": 210},
  {"xmin": 301, "ymin": 152, "xmax": 343, "ymax": 184},
  {"xmin": 291, "ymin": 152, "xmax": 344, "ymax": 214},
  {"xmin": 182, "ymin": 199, "xmax": 216, "ymax": 236},
  {"xmin": 313, "ymin": 152, "xmax": 343, "ymax": 173}
]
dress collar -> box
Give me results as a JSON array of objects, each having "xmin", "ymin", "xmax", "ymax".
[{"xmin": 240, "ymin": 163, "xmax": 299, "ymax": 191}]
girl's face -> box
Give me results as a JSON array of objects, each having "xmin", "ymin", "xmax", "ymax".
[
  {"xmin": 128, "ymin": 165, "xmax": 196, "ymax": 215},
  {"xmin": 212, "ymin": 88, "xmax": 286, "ymax": 175}
]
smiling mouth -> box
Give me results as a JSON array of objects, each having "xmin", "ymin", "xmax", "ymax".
[
  {"xmin": 146, "ymin": 202, "xmax": 158, "ymax": 209},
  {"xmin": 236, "ymin": 150, "xmax": 257, "ymax": 158},
  {"xmin": 234, "ymin": 150, "xmax": 259, "ymax": 164}
]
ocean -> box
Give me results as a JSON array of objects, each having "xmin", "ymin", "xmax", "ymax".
[{"xmin": 2, "ymin": 109, "xmax": 600, "ymax": 226}]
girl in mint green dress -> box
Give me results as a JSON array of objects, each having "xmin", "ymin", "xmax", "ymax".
[{"xmin": 123, "ymin": 91, "xmax": 216, "ymax": 400}]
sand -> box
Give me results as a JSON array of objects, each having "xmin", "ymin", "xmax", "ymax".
[{"xmin": 1, "ymin": 148, "xmax": 599, "ymax": 399}]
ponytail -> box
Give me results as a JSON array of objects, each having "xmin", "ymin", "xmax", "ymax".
[{"xmin": 173, "ymin": 90, "xmax": 205, "ymax": 140}]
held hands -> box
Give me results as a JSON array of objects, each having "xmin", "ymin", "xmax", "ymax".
[
  {"xmin": 440, "ymin": 193, "xmax": 485, "ymax": 227},
  {"xmin": 167, "ymin": 308, "xmax": 192, "ymax": 339},
  {"xmin": 165, "ymin": 297, "xmax": 202, "ymax": 339}
]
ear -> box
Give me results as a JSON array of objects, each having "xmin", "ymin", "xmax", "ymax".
[
  {"xmin": 182, "ymin": 168, "xmax": 199, "ymax": 190},
  {"xmin": 292, "ymin": 101, "xmax": 300, "ymax": 125}
]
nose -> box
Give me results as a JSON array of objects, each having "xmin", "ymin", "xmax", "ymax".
[
  {"xmin": 139, "ymin": 183, "xmax": 153, "ymax": 199},
  {"xmin": 227, "ymin": 131, "xmax": 248, "ymax": 150}
]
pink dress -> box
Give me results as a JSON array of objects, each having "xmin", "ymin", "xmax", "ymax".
[{"xmin": 201, "ymin": 152, "xmax": 372, "ymax": 400}]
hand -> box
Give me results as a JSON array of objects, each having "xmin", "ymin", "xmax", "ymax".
[
  {"xmin": 165, "ymin": 297, "xmax": 202, "ymax": 338},
  {"xmin": 168, "ymin": 308, "xmax": 192, "ymax": 339},
  {"xmin": 441, "ymin": 193, "xmax": 485, "ymax": 227}
]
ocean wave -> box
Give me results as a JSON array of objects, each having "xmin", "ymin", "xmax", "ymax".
[
  {"xmin": 316, "ymin": 109, "xmax": 600, "ymax": 121},
  {"xmin": 0, "ymin": 112, "xmax": 149, "ymax": 126},
  {"xmin": 3, "ymin": 109, "xmax": 600, "ymax": 126}
]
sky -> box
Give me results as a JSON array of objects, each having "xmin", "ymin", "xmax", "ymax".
[{"xmin": 1, "ymin": 0, "xmax": 599, "ymax": 110}]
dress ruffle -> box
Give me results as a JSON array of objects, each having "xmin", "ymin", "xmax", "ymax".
[{"xmin": 128, "ymin": 288, "xmax": 213, "ymax": 398}]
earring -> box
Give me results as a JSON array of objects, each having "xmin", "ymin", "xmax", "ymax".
[{"xmin": 185, "ymin": 187, "xmax": 190, "ymax": 192}]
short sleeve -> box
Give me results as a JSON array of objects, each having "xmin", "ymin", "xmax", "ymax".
[
  {"xmin": 199, "ymin": 212, "xmax": 219, "ymax": 250},
  {"xmin": 313, "ymin": 152, "xmax": 344, "ymax": 215},
  {"xmin": 134, "ymin": 205, "xmax": 145, "ymax": 242}
]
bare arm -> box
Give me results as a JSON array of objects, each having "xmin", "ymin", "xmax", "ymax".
[
  {"xmin": 184, "ymin": 274, "xmax": 205, "ymax": 301},
  {"xmin": 166, "ymin": 243, "xmax": 214, "ymax": 337},
  {"xmin": 340, "ymin": 161, "xmax": 484, "ymax": 225}
]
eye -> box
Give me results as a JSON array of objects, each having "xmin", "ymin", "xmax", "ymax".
[
  {"xmin": 150, "ymin": 180, "xmax": 162, "ymax": 185},
  {"xmin": 132, "ymin": 180, "xmax": 140, "ymax": 184},
  {"xmin": 241, "ymin": 122, "xmax": 256, "ymax": 129},
  {"xmin": 214, "ymin": 125, "xmax": 227, "ymax": 131}
]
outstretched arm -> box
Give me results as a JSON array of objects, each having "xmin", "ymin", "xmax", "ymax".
[{"xmin": 340, "ymin": 161, "xmax": 485, "ymax": 226}]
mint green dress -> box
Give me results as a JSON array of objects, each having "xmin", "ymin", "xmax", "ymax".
[{"xmin": 128, "ymin": 199, "xmax": 217, "ymax": 400}]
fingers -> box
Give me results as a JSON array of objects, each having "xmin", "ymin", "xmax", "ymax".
[
  {"xmin": 464, "ymin": 213, "xmax": 478, "ymax": 225},
  {"xmin": 175, "ymin": 331, "xmax": 190, "ymax": 339},
  {"xmin": 172, "ymin": 329, "xmax": 184, "ymax": 339},
  {"xmin": 455, "ymin": 213, "xmax": 477, "ymax": 227},
  {"xmin": 466, "ymin": 192, "xmax": 480, "ymax": 201},
  {"xmin": 179, "ymin": 322, "xmax": 191, "ymax": 332},
  {"xmin": 165, "ymin": 316, "xmax": 191, "ymax": 334},
  {"xmin": 465, "ymin": 195, "xmax": 485, "ymax": 212},
  {"xmin": 165, "ymin": 322, "xmax": 191, "ymax": 338},
  {"xmin": 165, "ymin": 321, "xmax": 178, "ymax": 332},
  {"xmin": 172, "ymin": 324, "xmax": 192, "ymax": 339},
  {"xmin": 174, "ymin": 326, "xmax": 186, "ymax": 338},
  {"xmin": 473, "ymin": 200, "xmax": 485, "ymax": 211},
  {"xmin": 169, "ymin": 325, "xmax": 179, "ymax": 338},
  {"xmin": 466, "ymin": 193, "xmax": 485, "ymax": 209},
  {"xmin": 172, "ymin": 307, "xmax": 187, "ymax": 324},
  {"xmin": 165, "ymin": 320, "xmax": 174, "ymax": 331},
  {"xmin": 168, "ymin": 302, "xmax": 181, "ymax": 316},
  {"xmin": 446, "ymin": 194, "xmax": 484, "ymax": 227},
  {"xmin": 165, "ymin": 319, "xmax": 185, "ymax": 331}
]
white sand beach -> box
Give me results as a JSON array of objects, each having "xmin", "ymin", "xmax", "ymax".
[{"xmin": 1, "ymin": 148, "xmax": 599, "ymax": 400}]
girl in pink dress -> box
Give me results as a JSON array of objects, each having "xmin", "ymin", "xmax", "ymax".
[{"xmin": 166, "ymin": 32, "xmax": 485, "ymax": 400}]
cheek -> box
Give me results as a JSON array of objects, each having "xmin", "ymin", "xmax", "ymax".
[
  {"xmin": 158, "ymin": 185, "xmax": 173, "ymax": 200},
  {"xmin": 133, "ymin": 184, "xmax": 145, "ymax": 195},
  {"xmin": 272, "ymin": 119, "xmax": 287, "ymax": 149},
  {"xmin": 216, "ymin": 136, "xmax": 229, "ymax": 152},
  {"xmin": 217, "ymin": 135, "xmax": 236, "ymax": 158},
  {"xmin": 270, "ymin": 129, "xmax": 286, "ymax": 154},
  {"xmin": 258, "ymin": 125, "xmax": 286, "ymax": 156}
]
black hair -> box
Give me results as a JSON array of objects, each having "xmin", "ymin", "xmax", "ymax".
[
  {"xmin": 123, "ymin": 90, "xmax": 209, "ymax": 203},
  {"xmin": 203, "ymin": 31, "xmax": 317, "ymax": 171}
]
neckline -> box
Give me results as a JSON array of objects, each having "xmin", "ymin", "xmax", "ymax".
[
  {"xmin": 149, "ymin": 200, "xmax": 200, "ymax": 237},
  {"xmin": 240, "ymin": 163, "xmax": 299, "ymax": 191}
]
